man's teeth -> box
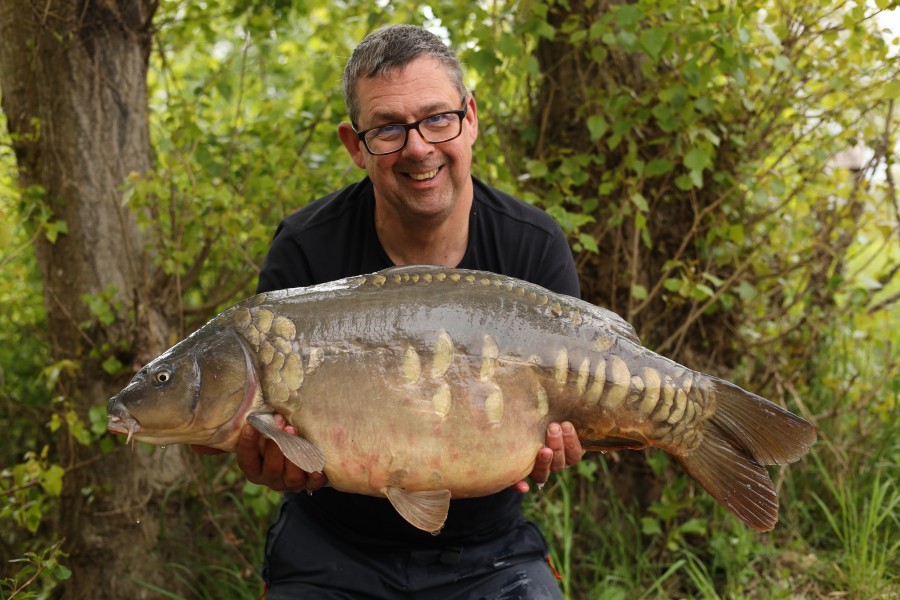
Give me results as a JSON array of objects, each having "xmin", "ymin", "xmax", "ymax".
[{"xmin": 410, "ymin": 168, "xmax": 439, "ymax": 181}]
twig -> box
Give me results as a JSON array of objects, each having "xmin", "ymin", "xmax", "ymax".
[{"xmin": 5, "ymin": 538, "xmax": 66, "ymax": 600}]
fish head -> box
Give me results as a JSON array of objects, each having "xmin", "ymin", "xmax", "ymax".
[{"xmin": 107, "ymin": 326, "xmax": 257, "ymax": 449}]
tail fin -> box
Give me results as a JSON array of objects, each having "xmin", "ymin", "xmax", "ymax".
[{"xmin": 676, "ymin": 378, "xmax": 816, "ymax": 531}]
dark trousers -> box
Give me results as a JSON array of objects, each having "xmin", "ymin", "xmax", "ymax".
[{"xmin": 262, "ymin": 499, "xmax": 563, "ymax": 600}]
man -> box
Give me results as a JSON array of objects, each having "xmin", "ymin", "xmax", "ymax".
[{"xmin": 217, "ymin": 24, "xmax": 584, "ymax": 599}]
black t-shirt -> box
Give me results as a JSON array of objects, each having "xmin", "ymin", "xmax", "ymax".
[{"xmin": 257, "ymin": 175, "xmax": 580, "ymax": 548}]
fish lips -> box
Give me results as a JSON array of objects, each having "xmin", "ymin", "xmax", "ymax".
[{"xmin": 107, "ymin": 399, "xmax": 142, "ymax": 442}]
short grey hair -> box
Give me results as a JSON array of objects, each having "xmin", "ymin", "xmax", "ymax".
[{"xmin": 342, "ymin": 24, "xmax": 467, "ymax": 126}]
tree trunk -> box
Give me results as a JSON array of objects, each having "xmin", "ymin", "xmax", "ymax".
[{"xmin": 0, "ymin": 2, "xmax": 190, "ymax": 597}]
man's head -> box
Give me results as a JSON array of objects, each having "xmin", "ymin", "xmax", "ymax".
[
  {"xmin": 342, "ymin": 24, "xmax": 466, "ymax": 127},
  {"xmin": 337, "ymin": 25, "xmax": 478, "ymax": 233}
]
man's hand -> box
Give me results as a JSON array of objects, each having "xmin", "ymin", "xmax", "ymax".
[
  {"xmin": 512, "ymin": 421, "xmax": 584, "ymax": 493},
  {"xmin": 191, "ymin": 414, "xmax": 327, "ymax": 493}
]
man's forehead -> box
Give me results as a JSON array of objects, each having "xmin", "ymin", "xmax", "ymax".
[
  {"xmin": 366, "ymin": 99, "xmax": 458, "ymax": 124},
  {"xmin": 355, "ymin": 58, "xmax": 461, "ymax": 123}
]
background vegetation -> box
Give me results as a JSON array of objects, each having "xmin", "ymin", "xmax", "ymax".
[{"xmin": 1, "ymin": 0, "xmax": 898, "ymax": 598}]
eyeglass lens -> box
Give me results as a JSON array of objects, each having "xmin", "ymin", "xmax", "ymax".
[{"xmin": 364, "ymin": 111, "xmax": 463, "ymax": 155}]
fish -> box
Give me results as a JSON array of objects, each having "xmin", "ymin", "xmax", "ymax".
[{"xmin": 107, "ymin": 265, "xmax": 816, "ymax": 533}]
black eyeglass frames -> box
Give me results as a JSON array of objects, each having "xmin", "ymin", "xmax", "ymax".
[{"xmin": 353, "ymin": 99, "xmax": 469, "ymax": 156}]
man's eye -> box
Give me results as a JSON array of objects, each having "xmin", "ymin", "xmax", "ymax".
[
  {"xmin": 373, "ymin": 125, "xmax": 404, "ymax": 139},
  {"xmin": 425, "ymin": 113, "xmax": 452, "ymax": 125}
]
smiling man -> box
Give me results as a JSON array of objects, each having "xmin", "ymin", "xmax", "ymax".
[
  {"xmin": 221, "ymin": 24, "xmax": 585, "ymax": 599},
  {"xmin": 337, "ymin": 55, "xmax": 475, "ymax": 267}
]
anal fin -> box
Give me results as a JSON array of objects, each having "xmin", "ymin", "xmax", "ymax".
[
  {"xmin": 247, "ymin": 413, "xmax": 326, "ymax": 473},
  {"xmin": 382, "ymin": 486, "xmax": 451, "ymax": 534}
]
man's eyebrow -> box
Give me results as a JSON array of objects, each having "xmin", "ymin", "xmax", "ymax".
[{"xmin": 368, "ymin": 102, "xmax": 456, "ymax": 126}]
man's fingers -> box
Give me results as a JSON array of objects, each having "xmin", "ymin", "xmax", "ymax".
[
  {"xmin": 527, "ymin": 446, "xmax": 554, "ymax": 487},
  {"xmin": 282, "ymin": 460, "xmax": 308, "ymax": 492},
  {"xmin": 511, "ymin": 479, "xmax": 531, "ymax": 494},
  {"xmin": 560, "ymin": 421, "xmax": 584, "ymax": 466},
  {"xmin": 219, "ymin": 417, "xmax": 328, "ymax": 493},
  {"xmin": 235, "ymin": 425, "xmax": 263, "ymax": 478},
  {"xmin": 306, "ymin": 470, "xmax": 328, "ymax": 492},
  {"xmin": 547, "ymin": 422, "xmax": 567, "ymax": 472}
]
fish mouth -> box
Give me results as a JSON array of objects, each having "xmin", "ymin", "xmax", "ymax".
[{"xmin": 107, "ymin": 401, "xmax": 142, "ymax": 446}]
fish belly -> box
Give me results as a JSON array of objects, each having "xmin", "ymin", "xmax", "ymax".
[{"xmin": 282, "ymin": 351, "xmax": 548, "ymax": 499}]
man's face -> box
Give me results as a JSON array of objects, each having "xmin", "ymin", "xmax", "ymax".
[{"xmin": 338, "ymin": 57, "xmax": 478, "ymax": 225}]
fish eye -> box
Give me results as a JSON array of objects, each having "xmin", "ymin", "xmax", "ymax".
[{"xmin": 153, "ymin": 368, "xmax": 172, "ymax": 386}]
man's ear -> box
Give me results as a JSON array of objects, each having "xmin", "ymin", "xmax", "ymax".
[
  {"xmin": 338, "ymin": 122, "xmax": 366, "ymax": 168},
  {"xmin": 465, "ymin": 93, "xmax": 478, "ymax": 145}
]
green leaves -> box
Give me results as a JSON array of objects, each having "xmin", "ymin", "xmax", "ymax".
[
  {"xmin": 587, "ymin": 115, "xmax": 610, "ymax": 141},
  {"xmin": 645, "ymin": 158, "xmax": 674, "ymax": 177},
  {"xmin": 1, "ymin": 446, "xmax": 66, "ymax": 536},
  {"xmin": 639, "ymin": 27, "xmax": 667, "ymax": 60},
  {"xmin": 682, "ymin": 144, "xmax": 714, "ymax": 189},
  {"xmin": 44, "ymin": 220, "xmax": 69, "ymax": 244},
  {"xmin": 0, "ymin": 540, "xmax": 71, "ymax": 598},
  {"xmin": 880, "ymin": 79, "xmax": 900, "ymax": 99}
]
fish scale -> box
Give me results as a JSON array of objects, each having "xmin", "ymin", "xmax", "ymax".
[{"xmin": 108, "ymin": 265, "xmax": 816, "ymax": 534}]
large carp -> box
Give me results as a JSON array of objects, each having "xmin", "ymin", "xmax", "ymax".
[{"xmin": 107, "ymin": 266, "xmax": 815, "ymax": 533}]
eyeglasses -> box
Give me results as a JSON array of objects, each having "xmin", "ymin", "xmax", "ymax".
[{"xmin": 353, "ymin": 100, "xmax": 468, "ymax": 156}]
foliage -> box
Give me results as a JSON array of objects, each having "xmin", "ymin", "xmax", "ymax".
[
  {"xmin": 1, "ymin": 0, "xmax": 899, "ymax": 598},
  {"xmin": 132, "ymin": 2, "xmax": 357, "ymax": 332},
  {"xmin": 504, "ymin": 0, "xmax": 900, "ymax": 597},
  {"xmin": 0, "ymin": 540, "xmax": 70, "ymax": 600},
  {"xmin": 0, "ymin": 109, "xmax": 70, "ymax": 596}
]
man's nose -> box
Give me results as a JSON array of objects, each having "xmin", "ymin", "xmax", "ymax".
[{"xmin": 401, "ymin": 127, "xmax": 433, "ymax": 158}]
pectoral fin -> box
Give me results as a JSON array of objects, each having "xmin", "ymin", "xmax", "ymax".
[
  {"xmin": 382, "ymin": 486, "xmax": 451, "ymax": 534},
  {"xmin": 246, "ymin": 413, "xmax": 326, "ymax": 473}
]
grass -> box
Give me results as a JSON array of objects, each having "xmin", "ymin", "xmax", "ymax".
[
  {"xmin": 130, "ymin": 456, "xmax": 279, "ymax": 600},
  {"xmin": 809, "ymin": 453, "xmax": 899, "ymax": 599}
]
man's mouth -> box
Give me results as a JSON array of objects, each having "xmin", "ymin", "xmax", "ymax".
[{"xmin": 408, "ymin": 167, "xmax": 439, "ymax": 181}]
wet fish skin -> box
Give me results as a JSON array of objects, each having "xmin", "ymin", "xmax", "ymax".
[{"xmin": 107, "ymin": 266, "xmax": 816, "ymax": 534}]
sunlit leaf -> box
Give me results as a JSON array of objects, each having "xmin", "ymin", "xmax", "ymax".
[
  {"xmin": 684, "ymin": 146, "xmax": 713, "ymax": 172},
  {"xmin": 578, "ymin": 233, "xmax": 599, "ymax": 254},
  {"xmin": 630, "ymin": 192, "xmax": 649, "ymax": 212},
  {"xmin": 587, "ymin": 115, "xmax": 610, "ymax": 141},
  {"xmin": 39, "ymin": 465, "xmax": 65, "ymax": 497},
  {"xmin": 639, "ymin": 28, "xmax": 667, "ymax": 59},
  {"xmin": 881, "ymin": 80, "xmax": 900, "ymax": 99},
  {"xmin": 527, "ymin": 159, "xmax": 549, "ymax": 179}
]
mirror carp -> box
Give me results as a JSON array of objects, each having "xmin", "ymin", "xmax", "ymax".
[{"xmin": 107, "ymin": 266, "xmax": 816, "ymax": 533}]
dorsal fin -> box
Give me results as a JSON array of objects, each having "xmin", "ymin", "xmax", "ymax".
[{"xmin": 377, "ymin": 265, "xmax": 446, "ymax": 276}]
